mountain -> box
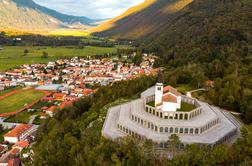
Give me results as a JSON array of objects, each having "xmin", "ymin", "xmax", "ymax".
[
  {"xmin": 12, "ymin": 0, "xmax": 94, "ymax": 25},
  {"xmin": 145, "ymin": 0, "xmax": 252, "ymax": 60},
  {"xmin": 92, "ymin": 0, "xmax": 193, "ymax": 39},
  {"xmin": 0, "ymin": 0, "xmax": 95, "ymax": 35}
]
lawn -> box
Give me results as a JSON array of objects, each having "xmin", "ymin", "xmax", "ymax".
[
  {"xmin": 177, "ymin": 102, "xmax": 196, "ymax": 112},
  {"xmin": 5, "ymin": 110, "xmax": 40, "ymax": 124},
  {"xmin": 0, "ymin": 46, "xmax": 117, "ymax": 71},
  {"xmin": 0, "ymin": 90, "xmax": 45, "ymax": 114},
  {"xmin": 0, "ymin": 87, "xmax": 21, "ymax": 96},
  {"xmin": 0, "ymin": 129, "xmax": 10, "ymax": 142},
  {"xmin": 147, "ymin": 101, "xmax": 155, "ymax": 107},
  {"xmin": 175, "ymin": 84, "xmax": 194, "ymax": 94}
]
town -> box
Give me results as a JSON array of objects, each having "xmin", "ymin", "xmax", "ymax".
[{"xmin": 0, "ymin": 55, "xmax": 157, "ymax": 165}]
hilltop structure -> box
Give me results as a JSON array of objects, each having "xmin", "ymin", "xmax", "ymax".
[{"xmin": 102, "ymin": 83, "xmax": 239, "ymax": 147}]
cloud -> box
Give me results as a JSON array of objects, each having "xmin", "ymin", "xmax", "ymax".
[{"xmin": 34, "ymin": 0, "xmax": 145, "ymax": 19}]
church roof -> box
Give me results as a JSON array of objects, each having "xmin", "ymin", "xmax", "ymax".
[
  {"xmin": 163, "ymin": 93, "xmax": 177, "ymax": 103},
  {"xmin": 163, "ymin": 85, "xmax": 181, "ymax": 96}
]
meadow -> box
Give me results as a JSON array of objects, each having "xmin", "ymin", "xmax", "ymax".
[
  {"xmin": 0, "ymin": 46, "xmax": 117, "ymax": 71},
  {"xmin": 0, "ymin": 90, "xmax": 45, "ymax": 114}
]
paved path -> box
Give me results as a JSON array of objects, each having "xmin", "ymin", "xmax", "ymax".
[
  {"xmin": 186, "ymin": 88, "xmax": 207, "ymax": 98},
  {"xmin": 29, "ymin": 115, "xmax": 37, "ymax": 124}
]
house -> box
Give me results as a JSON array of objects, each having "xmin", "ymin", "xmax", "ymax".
[
  {"xmin": 53, "ymin": 93, "xmax": 66, "ymax": 101},
  {"xmin": 0, "ymin": 87, "xmax": 4, "ymax": 92},
  {"xmin": 13, "ymin": 141, "xmax": 29, "ymax": 149},
  {"xmin": 4, "ymin": 124, "xmax": 35, "ymax": 143}
]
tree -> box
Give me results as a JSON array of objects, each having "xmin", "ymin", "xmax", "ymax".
[
  {"xmin": 41, "ymin": 52, "xmax": 49, "ymax": 58},
  {"xmin": 167, "ymin": 134, "xmax": 181, "ymax": 157}
]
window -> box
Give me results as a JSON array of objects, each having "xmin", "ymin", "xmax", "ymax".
[
  {"xmin": 157, "ymin": 87, "xmax": 161, "ymax": 91},
  {"xmin": 151, "ymin": 124, "xmax": 154, "ymax": 130},
  {"xmin": 180, "ymin": 128, "xmax": 183, "ymax": 133},
  {"xmin": 131, "ymin": 115, "xmax": 134, "ymax": 120},
  {"xmin": 165, "ymin": 127, "xmax": 169, "ymax": 133},
  {"xmin": 141, "ymin": 119, "xmax": 143, "ymax": 125},
  {"xmin": 148, "ymin": 122, "xmax": 150, "ymax": 128},
  {"xmin": 185, "ymin": 128, "xmax": 188, "ymax": 134},
  {"xmin": 195, "ymin": 128, "xmax": 199, "ymax": 134},
  {"xmin": 190, "ymin": 128, "xmax": 194, "ymax": 134},
  {"xmin": 155, "ymin": 126, "xmax": 158, "ymax": 131},
  {"xmin": 160, "ymin": 127, "xmax": 163, "ymax": 132},
  {"xmin": 175, "ymin": 128, "xmax": 178, "ymax": 133},
  {"xmin": 185, "ymin": 114, "xmax": 188, "ymax": 120},
  {"xmin": 170, "ymin": 128, "xmax": 173, "ymax": 133},
  {"xmin": 180, "ymin": 114, "xmax": 183, "ymax": 119}
]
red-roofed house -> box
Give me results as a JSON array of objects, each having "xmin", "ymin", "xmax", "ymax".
[
  {"xmin": 14, "ymin": 140, "xmax": 29, "ymax": 149},
  {"xmin": 53, "ymin": 93, "xmax": 66, "ymax": 101},
  {"xmin": 4, "ymin": 124, "xmax": 35, "ymax": 143}
]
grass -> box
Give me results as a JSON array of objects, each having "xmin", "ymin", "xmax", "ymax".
[
  {"xmin": 175, "ymin": 84, "xmax": 194, "ymax": 94},
  {"xmin": 0, "ymin": 87, "xmax": 21, "ymax": 96},
  {"xmin": 0, "ymin": 129, "xmax": 11, "ymax": 142},
  {"xmin": 0, "ymin": 90, "xmax": 45, "ymax": 114},
  {"xmin": 147, "ymin": 101, "xmax": 155, "ymax": 107},
  {"xmin": 4, "ymin": 110, "xmax": 40, "ymax": 124},
  {"xmin": 0, "ymin": 46, "xmax": 117, "ymax": 71},
  {"xmin": 177, "ymin": 102, "xmax": 196, "ymax": 112}
]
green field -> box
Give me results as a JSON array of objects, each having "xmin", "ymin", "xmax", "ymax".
[
  {"xmin": 0, "ymin": 46, "xmax": 117, "ymax": 71},
  {"xmin": 0, "ymin": 90, "xmax": 45, "ymax": 114},
  {"xmin": 0, "ymin": 87, "xmax": 21, "ymax": 96}
]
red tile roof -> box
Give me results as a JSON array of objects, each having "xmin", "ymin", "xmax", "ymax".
[
  {"xmin": 15, "ymin": 140, "xmax": 29, "ymax": 148},
  {"xmin": 4, "ymin": 124, "xmax": 32, "ymax": 138},
  {"xmin": 163, "ymin": 93, "xmax": 177, "ymax": 103},
  {"xmin": 163, "ymin": 85, "xmax": 181, "ymax": 96}
]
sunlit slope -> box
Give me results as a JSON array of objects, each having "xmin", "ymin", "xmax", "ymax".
[
  {"xmin": 0, "ymin": 0, "xmax": 63, "ymax": 32},
  {"xmin": 91, "ymin": 0, "xmax": 193, "ymax": 39},
  {"xmin": 91, "ymin": 0, "xmax": 157, "ymax": 33},
  {"xmin": 0, "ymin": 0, "xmax": 92, "ymax": 36}
]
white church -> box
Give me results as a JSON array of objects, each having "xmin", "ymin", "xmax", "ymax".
[
  {"xmin": 102, "ymin": 82, "xmax": 240, "ymax": 147},
  {"xmin": 154, "ymin": 83, "xmax": 181, "ymax": 112}
]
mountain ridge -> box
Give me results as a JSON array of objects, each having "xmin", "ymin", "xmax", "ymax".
[
  {"xmin": 92, "ymin": 0, "xmax": 193, "ymax": 39},
  {"xmin": 0, "ymin": 0, "xmax": 95, "ymax": 36},
  {"xmin": 12, "ymin": 0, "xmax": 95, "ymax": 25}
]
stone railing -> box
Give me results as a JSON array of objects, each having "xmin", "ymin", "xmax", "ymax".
[
  {"xmin": 143, "ymin": 95, "xmax": 202, "ymax": 120},
  {"xmin": 145, "ymin": 105, "xmax": 202, "ymax": 120}
]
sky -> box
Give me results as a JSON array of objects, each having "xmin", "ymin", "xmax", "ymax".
[{"xmin": 34, "ymin": 0, "xmax": 145, "ymax": 19}]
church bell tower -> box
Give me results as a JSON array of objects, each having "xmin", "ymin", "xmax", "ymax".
[{"xmin": 155, "ymin": 82, "xmax": 163, "ymax": 107}]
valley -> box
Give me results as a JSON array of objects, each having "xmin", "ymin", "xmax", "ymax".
[
  {"xmin": 0, "ymin": 46, "xmax": 118, "ymax": 71},
  {"xmin": 0, "ymin": 0, "xmax": 251, "ymax": 165}
]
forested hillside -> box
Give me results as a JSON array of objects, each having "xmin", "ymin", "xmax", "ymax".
[
  {"xmin": 142, "ymin": 0, "xmax": 252, "ymax": 123},
  {"xmin": 32, "ymin": 76, "xmax": 252, "ymax": 165},
  {"xmin": 92, "ymin": 0, "xmax": 193, "ymax": 39}
]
